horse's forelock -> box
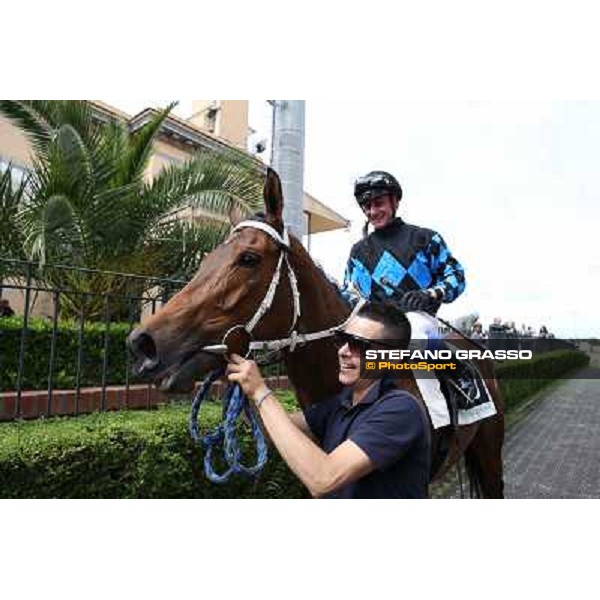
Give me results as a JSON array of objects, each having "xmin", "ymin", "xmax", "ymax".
[{"xmin": 250, "ymin": 211, "xmax": 286, "ymax": 236}]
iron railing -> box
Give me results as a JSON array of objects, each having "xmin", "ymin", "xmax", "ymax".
[
  {"xmin": 485, "ymin": 331, "xmax": 578, "ymax": 354},
  {"xmin": 0, "ymin": 258, "xmax": 186, "ymax": 419}
]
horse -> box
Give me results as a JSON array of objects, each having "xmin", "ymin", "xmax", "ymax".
[{"xmin": 128, "ymin": 168, "xmax": 505, "ymax": 498}]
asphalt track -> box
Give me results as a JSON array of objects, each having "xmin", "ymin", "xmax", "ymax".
[{"xmin": 502, "ymin": 367, "xmax": 600, "ymax": 499}]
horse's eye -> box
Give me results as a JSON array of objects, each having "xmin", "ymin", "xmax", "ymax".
[{"xmin": 238, "ymin": 252, "xmax": 261, "ymax": 268}]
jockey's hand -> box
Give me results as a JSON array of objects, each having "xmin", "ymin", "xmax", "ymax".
[
  {"xmin": 226, "ymin": 354, "xmax": 269, "ymax": 402},
  {"xmin": 403, "ymin": 290, "xmax": 434, "ymax": 311}
]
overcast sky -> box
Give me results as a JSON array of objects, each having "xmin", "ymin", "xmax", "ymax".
[{"xmin": 112, "ymin": 99, "xmax": 599, "ymax": 338}]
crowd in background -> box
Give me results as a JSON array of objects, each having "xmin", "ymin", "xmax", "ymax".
[{"xmin": 471, "ymin": 317, "xmax": 553, "ymax": 340}]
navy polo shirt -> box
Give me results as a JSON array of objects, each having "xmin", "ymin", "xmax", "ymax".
[{"xmin": 303, "ymin": 378, "xmax": 431, "ymax": 499}]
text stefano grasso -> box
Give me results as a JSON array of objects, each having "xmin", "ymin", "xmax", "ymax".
[{"xmin": 364, "ymin": 349, "xmax": 533, "ymax": 361}]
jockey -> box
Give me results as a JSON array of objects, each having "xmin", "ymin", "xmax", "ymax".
[
  {"xmin": 342, "ymin": 170, "xmax": 466, "ymax": 313},
  {"xmin": 340, "ymin": 171, "xmax": 486, "ymax": 420}
]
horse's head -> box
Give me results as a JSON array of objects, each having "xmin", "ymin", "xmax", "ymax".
[{"xmin": 128, "ymin": 168, "xmax": 309, "ymax": 392}]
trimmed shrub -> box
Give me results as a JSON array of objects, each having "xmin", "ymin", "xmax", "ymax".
[
  {"xmin": 0, "ymin": 315, "xmax": 135, "ymax": 391},
  {"xmin": 495, "ymin": 349, "xmax": 590, "ymax": 411},
  {"xmin": 0, "ymin": 393, "xmax": 309, "ymax": 499}
]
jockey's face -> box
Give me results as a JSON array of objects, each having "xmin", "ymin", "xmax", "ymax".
[{"xmin": 362, "ymin": 193, "xmax": 397, "ymax": 230}]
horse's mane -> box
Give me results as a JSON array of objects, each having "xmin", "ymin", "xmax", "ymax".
[{"xmin": 313, "ymin": 260, "xmax": 351, "ymax": 308}]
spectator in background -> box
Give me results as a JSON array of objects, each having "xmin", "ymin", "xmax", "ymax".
[
  {"xmin": 489, "ymin": 317, "xmax": 507, "ymax": 337},
  {"xmin": 539, "ymin": 325, "xmax": 549, "ymax": 338},
  {"xmin": 0, "ymin": 298, "xmax": 15, "ymax": 317},
  {"xmin": 471, "ymin": 322, "xmax": 486, "ymax": 340}
]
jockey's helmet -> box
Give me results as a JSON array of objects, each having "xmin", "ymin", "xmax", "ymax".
[{"xmin": 354, "ymin": 171, "xmax": 403, "ymax": 206}]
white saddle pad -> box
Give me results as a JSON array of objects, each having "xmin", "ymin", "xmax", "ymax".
[{"xmin": 405, "ymin": 311, "xmax": 497, "ymax": 428}]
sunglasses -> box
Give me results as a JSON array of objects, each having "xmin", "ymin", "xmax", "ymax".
[{"xmin": 333, "ymin": 330, "xmax": 395, "ymax": 353}]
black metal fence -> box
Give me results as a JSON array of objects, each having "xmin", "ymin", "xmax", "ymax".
[
  {"xmin": 485, "ymin": 331, "xmax": 579, "ymax": 354},
  {"xmin": 0, "ymin": 258, "xmax": 186, "ymax": 419}
]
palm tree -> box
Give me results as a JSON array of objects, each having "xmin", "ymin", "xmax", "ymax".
[{"xmin": 0, "ymin": 100, "xmax": 264, "ymax": 318}]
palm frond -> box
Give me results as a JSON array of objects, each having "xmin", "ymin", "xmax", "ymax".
[
  {"xmin": 25, "ymin": 100, "xmax": 99, "ymax": 147},
  {"xmin": 121, "ymin": 102, "xmax": 177, "ymax": 185},
  {"xmin": 20, "ymin": 194, "xmax": 86, "ymax": 266},
  {"xmin": 141, "ymin": 148, "xmax": 263, "ymax": 220},
  {"xmin": 0, "ymin": 100, "xmax": 53, "ymax": 154},
  {"xmin": 51, "ymin": 124, "xmax": 94, "ymax": 202},
  {"xmin": 0, "ymin": 164, "xmax": 29, "ymax": 266},
  {"xmin": 144, "ymin": 218, "xmax": 230, "ymax": 280}
]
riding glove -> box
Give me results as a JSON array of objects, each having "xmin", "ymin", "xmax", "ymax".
[{"xmin": 402, "ymin": 290, "xmax": 434, "ymax": 311}]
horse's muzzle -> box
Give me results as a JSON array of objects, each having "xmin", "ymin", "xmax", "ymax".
[
  {"xmin": 127, "ymin": 328, "xmax": 161, "ymax": 376},
  {"xmin": 127, "ymin": 327, "xmax": 223, "ymax": 392}
]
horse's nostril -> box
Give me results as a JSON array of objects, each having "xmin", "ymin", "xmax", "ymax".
[
  {"xmin": 129, "ymin": 330, "xmax": 160, "ymax": 371},
  {"xmin": 137, "ymin": 333, "xmax": 157, "ymax": 359}
]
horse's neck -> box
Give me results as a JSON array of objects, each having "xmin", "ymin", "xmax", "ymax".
[
  {"xmin": 279, "ymin": 245, "xmax": 424, "ymax": 409},
  {"xmin": 283, "ymin": 244, "xmax": 351, "ymax": 408}
]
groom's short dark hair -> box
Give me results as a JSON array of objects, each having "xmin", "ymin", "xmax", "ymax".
[{"xmin": 356, "ymin": 301, "xmax": 412, "ymax": 349}]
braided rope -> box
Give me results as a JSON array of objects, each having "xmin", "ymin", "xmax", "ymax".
[{"xmin": 189, "ymin": 368, "xmax": 268, "ymax": 484}]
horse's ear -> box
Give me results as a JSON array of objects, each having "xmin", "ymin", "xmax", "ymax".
[{"xmin": 264, "ymin": 168, "xmax": 284, "ymax": 225}]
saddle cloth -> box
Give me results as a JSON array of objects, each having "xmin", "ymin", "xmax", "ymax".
[{"xmin": 405, "ymin": 312, "xmax": 497, "ymax": 429}]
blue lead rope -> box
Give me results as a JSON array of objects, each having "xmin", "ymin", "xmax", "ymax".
[{"xmin": 189, "ymin": 368, "xmax": 269, "ymax": 483}]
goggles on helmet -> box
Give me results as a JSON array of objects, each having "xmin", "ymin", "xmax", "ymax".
[{"xmin": 354, "ymin": 172, "xmax": 402, "ymax": 206}]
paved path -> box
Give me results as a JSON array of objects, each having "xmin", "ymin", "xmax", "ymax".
[{"xmin": 503, "ymin": 367, "xmax": 600, "ymax": 499}]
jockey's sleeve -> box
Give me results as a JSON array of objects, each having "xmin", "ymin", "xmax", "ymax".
[
  {"xmin": 426, "ymin": 233, "xmax": 466, "ymax": 303},
  {"xmin": 339, "ymin": 259, "xmax": 353, "ymax": 304},
  {"xmin": 340, "ymin": 255, "xmax": 370, "ymax": 305}
]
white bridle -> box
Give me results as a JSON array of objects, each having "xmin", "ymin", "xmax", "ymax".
[{"xmin": 201, "ymin": 219, "xmax": 365, "ymax": 357}]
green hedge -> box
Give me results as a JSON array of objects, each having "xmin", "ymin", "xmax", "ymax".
[
  {"xmin": 0, "ymin": 391, "xmax": 309, "ymax": 498},
  {"xmin": 495, "ymin": 349, "xmax": 590, "ymax": 411},
  {"xmin": 0, "ymin": 351, "xmax": 589, "ymax": 498},
  {"xmin": 0, "ymin": 315, "xmax": 135, "ymax": 391}
]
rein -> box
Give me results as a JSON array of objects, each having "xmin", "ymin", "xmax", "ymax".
[
  {"xmin": 189, "ymin": 219, "xmax": 362, "ymax": 484},
  {"xmin": 189, "ymin": 368, "xmax": 268, "ymax": 483}
]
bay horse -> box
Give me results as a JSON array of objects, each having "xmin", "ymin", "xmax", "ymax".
[{"xmin": 128, "ymin": 168, "xmax": 505, "ymax": 498}]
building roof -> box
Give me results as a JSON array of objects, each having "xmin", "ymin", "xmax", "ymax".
[
  {"xmin": 93, "ymin": 100, "xmax": 349, "ymax": 234},
  {"xmin": 304, "ymin": 192, "xmax": 350, "ymax": 233},
  {"xmin": 129, "ymin": 106, "xmax": 265, "ymax": 166}
]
